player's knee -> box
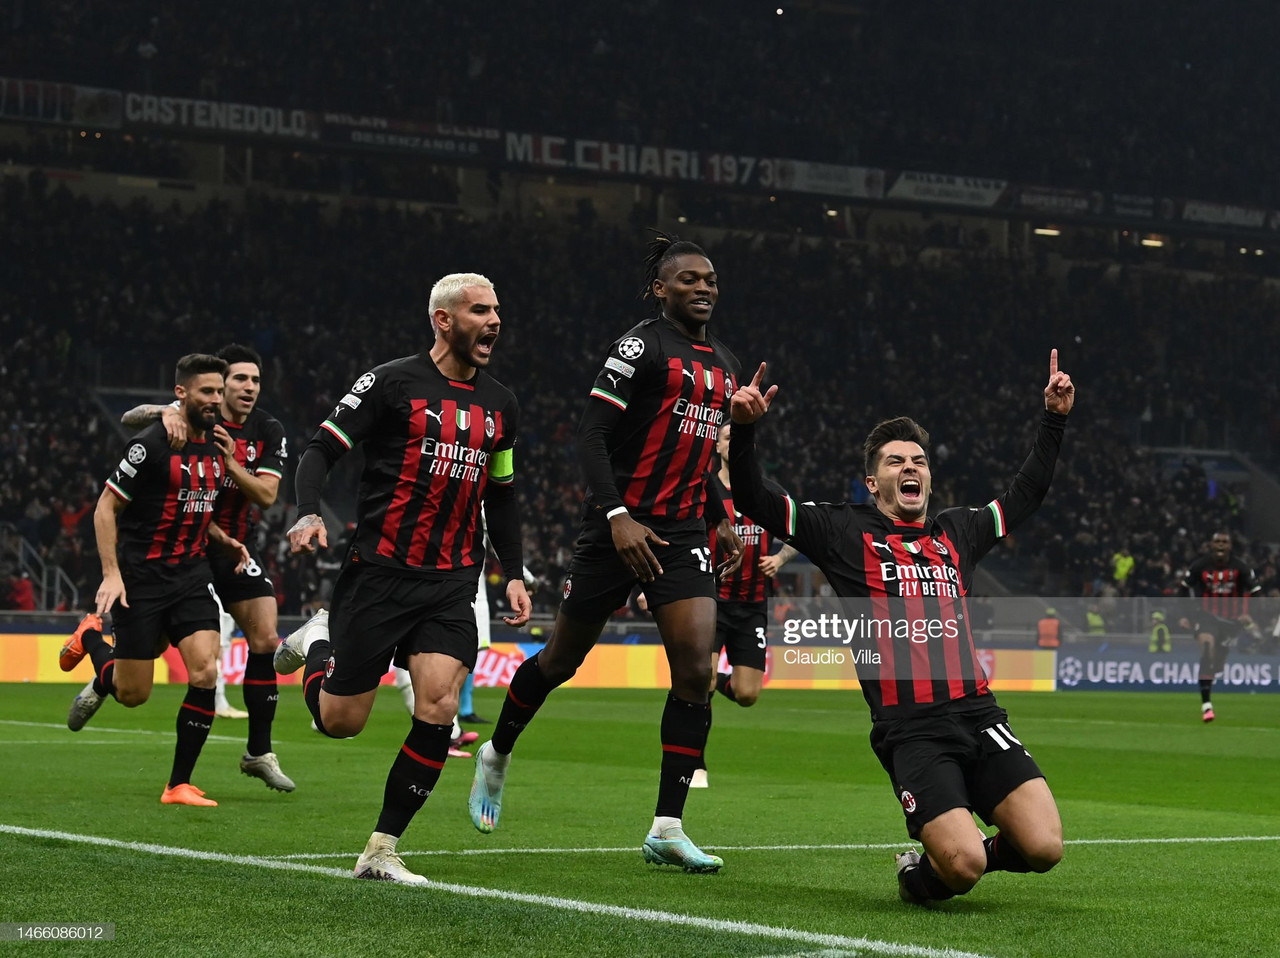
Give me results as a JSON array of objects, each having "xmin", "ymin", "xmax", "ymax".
[
  {"xmin": 248, "ymin": 632, "xmax": 279, "ymax": 654},
  {"xmin": 1022, "ymin": 834, "xmax": 1064, "ymax": 872},
  {"xmin": 414, "ymin": 694, "xmax": 459, "ymax": 725},
  {"xmin": 321, "ymin": 713, "xmax": 366, "ymax": 738},
  {"xmin": 537, "ymin": 654, "xmax": 579, "ymax": 687},
  {"xmin": 672, "ymin": 670, "xmax": 713, "ymax": 703},
  {"xmin": 188, "ymin": 664, "xmax": 218, "ymax": 687},
  {"xmin": 115, "ymin": 687, "xmax": 150, "ymax": 708},
  {"xmin": 734, "ymin": 688, "xmax": 759, "ymax": 707},
  {"xmin": 933, "ymin": 847, "xmax": 986, "ymax": 892}
]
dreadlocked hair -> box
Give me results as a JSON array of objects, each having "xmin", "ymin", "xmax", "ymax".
[{"xmin": 640, "ymin": 229, "xmax": 709, "ymax": 300}]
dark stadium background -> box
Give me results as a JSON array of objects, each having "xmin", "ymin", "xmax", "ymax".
[{"xmin": 2, "ymin": 0, "xmax": 1278, "ymax": 654}]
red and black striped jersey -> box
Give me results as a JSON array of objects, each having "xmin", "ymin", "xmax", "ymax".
[
  {"xmin": 730, "ymin": 411, "xmax": 1068, "ymax": 721},
  {"xmin": 310, "ymin": 353, "xmax": 519, "ymax": 578},
  {"xmin": 210, "ymin": 406, "xmax": 287, "ymax": 543},
  {"xmin": 709, "ymin": 472, "xmax": 777, "ymax": 603},
  {"xmin": 583, "ymin": 316, "xmax": 740, "ymax": 521},
  {"xmin": 104, "ymin": 423, "xmax": 224, "ymax": 577},
  {"xmin": 1181, "ymin": 555, "xmax": 1259, "ymax": 620}
]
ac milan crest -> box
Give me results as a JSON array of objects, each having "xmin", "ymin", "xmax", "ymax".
[{"xmin": 900, "ymin": 790, "xmax": 917, "ymax": 814}]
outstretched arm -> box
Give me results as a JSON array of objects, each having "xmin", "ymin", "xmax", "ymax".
[{"xmin": 991, "ymin": 349, "xmax": 1076, "ymax": 535}]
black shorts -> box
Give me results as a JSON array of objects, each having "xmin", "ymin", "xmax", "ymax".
[
  {"xmin": 325, "ymin": 562, "xmax": 480, "ymax": 696},
  {"xmin": 209, "ymin": 547, "xmax": 276, "ymax": 605},
  {"xmin": 716, "ymin": 600, "xmax": 767, "ymax": 671},
  {"xmin": 869, "ymin": 699, "xmax": 1044, "ymax": 839},
  {"xmin": 112, "ymin": 563, "xmax": 221, "ymax": 660},
  {"xmin": 559, "ymin": 513, "xmax": 716, "ymax": 621}
]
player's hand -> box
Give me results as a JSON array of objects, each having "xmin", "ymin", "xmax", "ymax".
[
  {"xmin": 730, "ymin": 362, "xmax": 779, "ymax": 424},
  {"xmin": 288, "ymin": 513, "xmax": 329, "ymax": 554},
  {"xmin": 714, "ymin": 519, "xmax": 744, "ymax": 578},
  {"xmin": 759, "ymin": 553, "xmax": 784, "ymax": 577},
  {"xmin": 160, "ymin": 405, "xmax": 189, "ymax": 450},
  {"xmin": 1044, "ymin": 348, "xmax": 1075, "ymax": 415},
  {"xmin": 610, "ymin": 513, "xmax": 668, "ymax": 583},
  {"xmin": 96, "ymin": 573, "xmax": 127, "ymax": 615},
  {"xmin": 502, "ymin": 580, "xmax": 532, "ymax": 627},
  {"xmin": 227, "ymin": 537, "xmax": 252, "ymax": 573},
  {"xmin": 212, "ymin": 423, "xmax": 235, "ymax": 459}
]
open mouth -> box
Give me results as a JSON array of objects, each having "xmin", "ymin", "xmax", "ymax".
[
  {"xmin": 900, "ymin": 478, "xmax": 922, "ymax": 501},
  {"xmin": 689, "ymin": 298, "xmax": 713, "ymax": 312},
  {"xmin": 476, "ymin": 331, "xmax": 499, "ymax": 356}
]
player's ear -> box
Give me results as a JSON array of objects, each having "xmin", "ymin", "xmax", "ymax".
[{"xmin": 865, "ymin": 475, "xmax": 877, "ymax": 496}]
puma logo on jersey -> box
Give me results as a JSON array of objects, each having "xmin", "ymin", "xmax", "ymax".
[
  {"xmin": 871, "ymin": 541, "xmax": 893, "ymax": 553},
  {"xmin": 180, "ymin": 463, "xmax": 192, "ymax": 475},
  {"xmin": 605, "ymin": 373, "xmax": 621, "ymax": 389},
  {"xmin": 425, "ymin": 408, "xmax": 444, "ymax": 424},
  {"xmin": 682, "ymin": 368, "xmax": 696, "ymax": 381}
]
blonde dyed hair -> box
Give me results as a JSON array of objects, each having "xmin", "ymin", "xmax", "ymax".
[{"xmin": 429, "ymin": 272, "xmax": 495, "ymax": 330}]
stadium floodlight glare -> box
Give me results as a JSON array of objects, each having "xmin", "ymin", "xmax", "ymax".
[
  {"xmin": 825, "ymin": 209, "xmax": 838, "ymax": 217},
  {"xmin": 1140, "ymin": 237, "xmax": 1164, "ymax": 247},
  {"xmin": 1033, "ymin": 226, "xmax": 1061, "ymax": 236}
]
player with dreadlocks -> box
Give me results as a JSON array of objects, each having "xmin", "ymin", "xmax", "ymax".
[{"xmin": 470, "ymin": 232, "xmax": 745, "ymax": 872}]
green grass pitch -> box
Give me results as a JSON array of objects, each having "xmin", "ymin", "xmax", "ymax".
[{"xmin": 2, "ymin": 683, "xmax": 1277, "ymax": 957}]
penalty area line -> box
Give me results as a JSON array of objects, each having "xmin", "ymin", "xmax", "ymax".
[{"xmin": 0, "ymin": 824, "xmax": 993, "ymax": 958}]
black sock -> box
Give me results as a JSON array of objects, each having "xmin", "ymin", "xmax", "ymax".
[
  {"xmin": 715, "ymin": 672, "xmax": 738, "ymax": 703},
  {"xmin": 243, "ymin": 651, "xmax": 278, "ymax": 756},
  {"xmin": 697, "ymin": 693, "xmax": 713, "ymax": 772},
  {"xmin": 303, "ymin": 639, "xmax": 334, "ymax": 736},
  {"xmin": 169, "ymin": 685, "xmax": 215, "ymax": 787},
  {"xmin": 1199, "ymin": 676, "xmax": 1214, "ymax": 704},
  {"xmin": 903, "ymin": 852, "xmax": 959, "ymax": 901},
  {"xmin": 983, "ymin": 832, "xmax": 1033, "ymax": 874},
  {"xmin": 492, "ymin": 651, "xmax": 557, "ymax": 754},
  {"xmin": 374, "ymin": 718, "xmax": 451, "ymax": 837},
  {"xmin": 655, "ymin": 693, "xmax": 710, "ymax": 818},
  {"xmin": 83, "ymin": 631, "xmax": 116, "ymax": 698}
]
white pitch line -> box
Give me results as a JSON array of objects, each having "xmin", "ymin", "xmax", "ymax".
[
  {"xmin": 0, "ymin": 740, "xmax": 143, "ymax": 746},
  {"xmin": 0, "ymin": 824, "xmax": 993, "ymax": 958},
  {"xmin": 265, "ymin": 834, "xmax": 1280, "ymax": 861},
  {"xmin": 0, "ymin": 719, "xmax": 244, "ymax": 744}
]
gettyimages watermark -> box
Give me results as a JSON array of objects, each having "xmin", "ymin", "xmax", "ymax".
[{"xmin": 763, "ymin": 596, "xmax": 1280, "ymax": 686}]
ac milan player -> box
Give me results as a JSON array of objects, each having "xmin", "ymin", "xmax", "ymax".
[
  {"xmin": 122, "ymin": 343, "xmax": 294, "ymax": 790},
  {"xmin": 60, "ymin": 353, "xmax": 250, "ymax": 807},
  {"xmin": 272, "ymin": 273, "xmax": 531, "ymax": 885},
  {"xmin": 469, "ymin": 233, "xmax": 744, "ymax": 874},
  {"xmin": 691, "ymin": 423, "xmax": 797, "ymax": 788},
  {"xmin": 728, "ymin": 352, "xmax": 1074, "ymax": 905},
  {"xmin": 1178, "ymin": 531, "xmax": 1260, "ymax": 722}
]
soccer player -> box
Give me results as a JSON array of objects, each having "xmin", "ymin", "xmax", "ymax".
[
  {"xmin": 60, "ymin": 353, "xmax": 250, "ymax": 807},
  {"xmin": 470, "ymin": 233, "xmax": 743, "ymax": 873},
  {"xmin": 273, "ymin": 273, "xmax": 531, "ymax": 885},
  {"xmin": 121, "ymin": 344, "xmax": 295, "ymax": 790},
  {"xmin": 693, "ymin": 423, "xmax": 796, "ymax": 787},
  {"xmin": 1178, "ymin": 531, "xmax": 1260, "ymax": 722},
  {"xmin": 727, "ymin": 351, "xmax": 1074, "ymax": 905}
]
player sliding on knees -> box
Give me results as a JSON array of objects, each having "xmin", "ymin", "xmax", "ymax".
[{"xmin": 726, "ymin": 352, "xmax": 1073, "ymax": 904}]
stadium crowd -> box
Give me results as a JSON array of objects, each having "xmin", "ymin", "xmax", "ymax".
[
  {"xmin": 2, "ymin": 171, "xmax": 1278, "ymax": 615},
  {"xmin": 4, "ymin": 1, "xmax": 1280, "ymax": 205}
]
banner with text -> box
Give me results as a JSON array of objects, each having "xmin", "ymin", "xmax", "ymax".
[{"xmin": 0, "ymin": 77, "xmax": 121, "ymax": 129}]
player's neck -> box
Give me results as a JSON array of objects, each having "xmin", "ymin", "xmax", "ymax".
[
  {"xmin": 220, "ymin": 403, "xmax": 247, "ymax": 426},
  {"xmin": 430, "ymin": 342, "xmax": 476, "ymax": 382},
  {"xmin": 662, "ymin": 312, "xmax": 708, "ymax": 342},
  {"xmin": 718, "ymin": 463, "xmax": 731, "ymax": 487}
]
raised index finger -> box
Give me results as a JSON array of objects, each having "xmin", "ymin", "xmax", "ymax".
[
  {"xmin": 751, "ymin": 361, "xmax": 767, "ymax": 389},
  {"xmin": 1049, "ymin": 348, "xmax": 1058, "ymax": 378}
]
